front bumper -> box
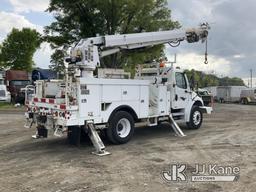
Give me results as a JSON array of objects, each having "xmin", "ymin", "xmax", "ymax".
[{"xmin": 200, "ymin": 106, "xmax": 213, "ymax": 114}]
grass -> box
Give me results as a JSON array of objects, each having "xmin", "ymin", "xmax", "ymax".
[
  {"xmin": 0, "ymin": 102, "xmax": 25, "ymax": 111},
  {"xmin": 0, "ymin": 102, "xmax": 14, "ymax": 109}
]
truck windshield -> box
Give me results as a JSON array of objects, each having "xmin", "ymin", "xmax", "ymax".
[
  {"xmin": 10, "ymin": 80, "xmax": 30, "ymax": 86},
  {"xmin": 0, "ymin": 79, "xmax": 3, "ymax": 85}
]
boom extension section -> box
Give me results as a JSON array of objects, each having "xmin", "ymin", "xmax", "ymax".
[{"xmin": 67, "ymin": 24, "xmax": 209, "ymax": 72}]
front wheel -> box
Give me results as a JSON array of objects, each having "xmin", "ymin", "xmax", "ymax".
[
  {"xmin": 186, "ymin": 106, "xmax": 203, "ymax": 129},
  {"xmin": 107, "ymin": 111, "xmax": 135, "ymax": 144},
  {"xmin": 243, "ymin": 98, "xmax": 248, "ymax": 105}
]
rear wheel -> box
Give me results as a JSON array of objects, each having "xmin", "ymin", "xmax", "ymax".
[
  {"xmin": 186, "ymin": 106, "xmax": 203, "ymax": 129},
  {"xmin": 107, "ymin": 111, "xmax": 134, "ymax": 144}
]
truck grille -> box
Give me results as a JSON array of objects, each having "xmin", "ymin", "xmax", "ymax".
[{"xmin": 0, "ymin": 90, "xmax": 5, "ymax": 97}]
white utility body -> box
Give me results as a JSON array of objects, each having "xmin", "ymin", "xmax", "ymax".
[{"xmin": 25, "ymin": 24, "xmax": 212, "ymax": 155}]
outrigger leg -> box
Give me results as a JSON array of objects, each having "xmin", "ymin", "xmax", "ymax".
[
  {"xmin": 169, "ymin": 115, "xmax": 186, "ymax": 137},
  {"xmin": 85, "ymin": 123, "xmax": 110, "ymax": 156}
]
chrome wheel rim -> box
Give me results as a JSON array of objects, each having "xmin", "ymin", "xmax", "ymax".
[
  {"xmin": 116, "ymin": 118, "xmax": 131, "ymax": 138},
  {"xmin": 193, "ymin": 111, "xmax": 201, "ymax": 126}
]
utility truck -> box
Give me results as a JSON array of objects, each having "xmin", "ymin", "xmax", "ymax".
[{"xmin": 24, "ymin": 24, "xmax": 212, "ymax": 155}]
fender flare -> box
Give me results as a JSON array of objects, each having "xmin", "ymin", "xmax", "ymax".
[{"xmin": 108, "ymin": 105, "xmax": 138, "ymax": 123}]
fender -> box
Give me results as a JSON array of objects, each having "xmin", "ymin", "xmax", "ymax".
[
  {"xmin": 185, "ymin": 95, "xmax": 204, "ymax": 122},
  {"xmin": 108, "ymin": 105, "xmax": 139, "ymax": 123}
]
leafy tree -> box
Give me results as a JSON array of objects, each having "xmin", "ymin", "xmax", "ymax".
[
  {"xmin": 45, "ymin": 0, "xmax": 180, "ymax": 73},
  {"xmin": 49, "ymin": 49, "xmax": 65, "ymax": 74},
  {"xmin": 0, "ymin": 28, "xmax": 41, "ymax": 71},
  {"xmin": 185, "ymin": 69, "xmax": 244, "ymax": 88},
  {"xmin": 219, "ymin": 77, "xmax": 245, "ymax": 86}
]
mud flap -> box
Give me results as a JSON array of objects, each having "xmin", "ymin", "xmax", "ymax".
[
  {"xmin": 35, "ymin": 125, "xmax": 48, "ymax": 138},
  {"xmin": 67, "ymin": 126, "xmax": 81, "ymax": 146}
]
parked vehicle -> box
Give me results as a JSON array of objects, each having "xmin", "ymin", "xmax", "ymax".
[
  {"xmin": 204, "ymin": 86, "xmax": 217, "ymax": 101},
  {"xmin": 240, "ymin": 88, "xmax": 256, "ymax": 104},
  {"xmin": 217, "ymin": 86, "xmax": 247, "ymax": 103},
  {"xmin": 32, "ymin": 69, "xmax": 57, "ymax": 82},
  {"xmin": 196, "ymin": 88, "xmax": 213, "ymax": 106},
  {"xmin": 204, "ymin": 86, "xmax": 246, "ymax": 103},
  {"xmin": 25, "ymin": 24, "xmax": 211, "ymax": 155},
  {"xmin": 0, "ymin": 72, "xmax": 4, "ymax": 85},
  {"xmin": 5, "ymin": 70, "xmax": 30, "ymax": 104},
  {"xmin": 0, "ymin": 73, "xmax": 11, "ymax": 102}
]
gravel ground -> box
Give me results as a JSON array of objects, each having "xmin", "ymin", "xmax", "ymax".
[{"xmin": 0, "ymin": 103, "xmax": 255, "ymax": 192}]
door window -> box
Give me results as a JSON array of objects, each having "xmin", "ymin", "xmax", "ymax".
[{"xmin": 175, "ymin": 72, "xmax": 187, "ymax": 89}]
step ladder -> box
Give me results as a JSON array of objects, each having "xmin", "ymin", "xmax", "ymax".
[
  {"xmin": 85, "ymin": 123, "xmax": 110, "ymax": 156},
  {"xmin": 169, "ymin": 115, "xmax": 186, "ymax": 137}
]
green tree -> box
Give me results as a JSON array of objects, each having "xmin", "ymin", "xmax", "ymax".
[
  {"xmin": 45, "ymin": 0, "xmax": 180, "ymax": 73},
  {"xmin": 0, "ymin": 28, "xmax": 41, "ymax": 71},
  {"xmin": 185, "ymin": 69, "xmax": 245, "ymax": 88},
  {"xmin": 49, "ymin": 49, "xmax": 65, "ymax": 74}
]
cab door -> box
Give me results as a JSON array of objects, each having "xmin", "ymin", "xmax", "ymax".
[{"xmin": 173, "ymin": 72, "xmax": 190, "ymax": 109}]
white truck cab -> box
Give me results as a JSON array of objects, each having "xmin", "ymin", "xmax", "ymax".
[{"xmin": 135, "ymin": 64, "xmax": 212, "ymax": 127}]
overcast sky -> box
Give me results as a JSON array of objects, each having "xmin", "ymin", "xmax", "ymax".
[{"xmin": 0, "ymin": 0, "xmax": 255, "ymax": 84}]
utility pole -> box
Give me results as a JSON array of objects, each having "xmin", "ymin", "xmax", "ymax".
[{"xmin": 250, "ymin": 69, "xmax": 253, "ymax": 88}]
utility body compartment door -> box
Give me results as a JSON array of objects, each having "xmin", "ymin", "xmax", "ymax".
[{"xmin": 79, "ymin": 84, "xmax": 101, "ymax": 118}]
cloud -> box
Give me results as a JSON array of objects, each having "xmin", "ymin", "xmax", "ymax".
[
  {"xmin": 9, "ymin": 0, "xmax": 50, "ymax": 13},
  {"xmin": 167, "ymin": 0, "xmax": 256, "ymax": 78},
  {"xmin": 34, "ymin": 42, "xmax": 54, "ymax": 69},
  {"xmin": 233, "ymin": 54, "xmax": 245, "ymax": 59},
  {"xmin": 165, "ymin": 52, "xmax": 232, "ymax": 76},
  {"xmin": 0, "ymin": 11, "xmax": 51, "ymax": 69},
  {"xmin": 242, "ymin": 78, "xmax": 256, "ymax": 88},
  {"xmin": 0, "ymin": 11, "xmax": 43, "ymax": 37}
]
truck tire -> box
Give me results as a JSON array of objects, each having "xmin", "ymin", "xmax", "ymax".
[
  {"xmin": 107, "ymin": 111, "xmax": 134, "ymax": 144},
  {"xmin": 243, "ymin": 98, "xmax": 248, "ymax": 105},
  {"xmin": 186, "ymin": 106, "xmax": 203, "ymax": 129}
]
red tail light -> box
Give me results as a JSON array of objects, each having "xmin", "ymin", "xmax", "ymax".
[{"xmin": 60, "ymin": 104, "xmax": 66, "ymax": 110}]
